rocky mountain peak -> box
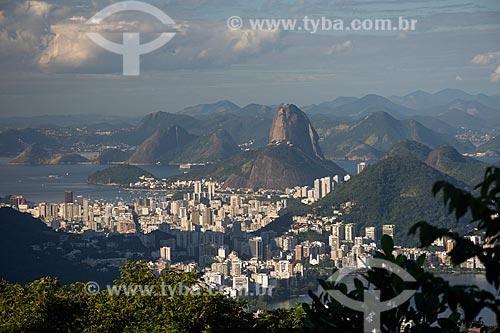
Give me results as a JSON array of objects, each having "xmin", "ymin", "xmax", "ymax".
[{"xmin": 269, "ymin": 104, "xmax": 324, "ymax": 160}]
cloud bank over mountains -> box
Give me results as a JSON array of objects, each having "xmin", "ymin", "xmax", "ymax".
[
  {"xmin": 0, "ymin": 0, "xmax": 498, "ymax": 116},
  {"xmin": 0, "ymin": 1, "xmax": 284, "ymax": 74}
]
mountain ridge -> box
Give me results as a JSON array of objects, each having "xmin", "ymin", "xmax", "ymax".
[
  {"xmin": 319, "ymin": 111, "xmax": 474, "ymax": 159},
  {"xmin": 10, "ymin": 144, "xmax": 89, "ymax": 165},
  {"xmin": 128, "ymin": 126, "xmax": 196, "ymax": 165},
  {"xmin": 172, "ymin": 104, "xmax": 346, "ymax": 189}
]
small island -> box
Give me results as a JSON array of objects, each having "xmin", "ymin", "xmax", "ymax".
[{"xmin": 88, "ymin": 165, "xmax": 157, "ymax": 186}]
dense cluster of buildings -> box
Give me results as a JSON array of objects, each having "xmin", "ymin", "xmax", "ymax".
[{"xmin": 3, "ymin": 161, "xmax": 484, "ymax": 297}]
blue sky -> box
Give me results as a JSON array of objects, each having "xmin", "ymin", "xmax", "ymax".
[{"xmin": 0, "ymin": 0, "xmax": 499, "ymax": 116}]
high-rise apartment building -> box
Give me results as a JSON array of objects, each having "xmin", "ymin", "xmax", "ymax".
[
  {"xmin": 160, "ymin": 246, "xmax": 171, "ymax": 261},
  {"xmin": 207, "ymin": 182, "xmax": 216, "ymax": 200},
  {"xmin": 321, "ymin": 176, "xmax": 332, "ymax": 198},
  {"xmin": 314, "ymin": 179, "xmax": 321, "ymax": 199},
  {"xmin": 344, "ymin": 223, "xmax": 354, "ymax": 242},
  {"xmin": 249, "ymin": 236, "xmax": 263, "ymax": 260},
  {"xmin": 365, "ymin": 226, "xmax": 376, "ymax": 242},
  {"xmin": 357, "ymin": 162, "xmax": 368, "ymax": 174},
  {"xmin": 382, "ymin": 224, "xmax": 395, "ymax": 239}
]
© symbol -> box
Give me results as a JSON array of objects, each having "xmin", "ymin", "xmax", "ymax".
[
  {"xmin": 325, "ymin": 258, "xmax": 416, "ymax": 333},
  {"xmin": 86, "ymin": 1, "xmax": 176, "ymax": 76}
]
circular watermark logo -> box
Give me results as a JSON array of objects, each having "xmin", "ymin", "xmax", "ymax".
[
  {"xmin": 227, "ymin": 16, "xmax": 243, "ymax": 30},
  {"xmin": 84, "ymin": 281, "xmax": 101, "ymax": 296},
  {"xmin": 322, "ymin": 258, "xmax": 416, "ymax": 333},
  {"xmin": 86, "ymin": 1, "xmax": 177, "ymax": 76}
]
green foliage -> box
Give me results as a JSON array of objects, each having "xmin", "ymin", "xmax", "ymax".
[
  {"xmin": 0, "ymin": 260, "xmax": 306, "ymax": 333},
  {"xmin": 304, "ymin": 245, "xmax": 498, "ymax": 332},
  {"xmin": 279, "ymin": 198, "xmax": 312, "ymax": 217},
  {"xmin": 0, "ymin": 278, "xmax": 88, "ymax": 333},
  {"xmin": 171, "ymin": 127, "xmax": 241, "ymax": 163},
  {"xmin": 425, "ymin": 145, "xmax": 487, "ymax": 187},
  {"xmin": 410, "ymin": 166, "xmax": 500, "ymax": 291},
  {"xmin": 386, "ymin": 140, "xmax": 432, "ymax": 161},
  {"xmin": 297, "ymin": 230, "xmax": 328, "ymax": 243},
  {"xmin": 253, "ymin": 307, "xmax": 306, "ymax": 333},
  {"xmin": 95, "ymin": 148, "xmax": 132, "ymax": 164}
]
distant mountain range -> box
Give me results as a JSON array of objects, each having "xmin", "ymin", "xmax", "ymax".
[
  {"xmin": 99, "ymin": 103, "xmax": 347, "ymax": 190},
  {"xmin": 171, "ymin": 128, "xmax": 241, "ymax": 164},
  {"xmin": 0, "ymin": 129, "xmax": 58, "ymax": 156},
  {"xmin": 386, "ymin": 140, "xmax": 487, "ymax": 187},
  {"xmin": 128, "ymin": 126, "xmax": 197, "ymax": 165},
  {"xmin": 389, "ymin": 89, "xmax": 500, "ymax": 111},
  {"xmin": 118, "ymin": 112, "xmax": 203, "ymax": 145},
  {"xmin": 1, "ymin": 89, "xmax": 499, "ymax": 160},
  {"xmin": 305, "ymin": 94, "xmax": 413, "ymax": 119},
  {"xmin": 176, "ymin": 100, "xmax": 241, "ymax": 117},
  {"xmin": 121, "ymin": 90, "xmax": 497, "ymax": 161},
  {"xmin": 9, "ymin": 144, "xmax": 89, "ymax": 165},
  {"xmin": 126, "ymin": 125, "xmax": 241, "ymax": 165},
  {"xmin": 317, "ymin": 111, "xmax": 474, "ymax": 160}
]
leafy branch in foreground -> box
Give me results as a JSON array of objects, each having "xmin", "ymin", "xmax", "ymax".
[
  {"xmin": 409, "ymin": 166, "xmax": 500, "ymax": 290},
  {"xmin": 306, "ymin": 167, "xmax": 500, "ymax": 332},
  {"xmin": 408, "ymin": 166, "xmax": 500, "ymax": 328},
  {"xmin": 304, "ymin": 235, "xmax": 498, "ymax": 332}
]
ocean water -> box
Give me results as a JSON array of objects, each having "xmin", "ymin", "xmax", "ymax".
[
  {"xmin": 0, "ymin": 157, "xmax": 366, "ymax": 203},
  {"xmin": 0, "ymin": 157, "xmax": 183, "ymax": 203}
]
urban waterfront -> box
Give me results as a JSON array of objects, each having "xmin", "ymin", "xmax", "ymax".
[
  {"xmin": 0, "ymin": 157, "xmax": 375, "ymax": 203},
  {"xmin": 0, "ymin": 157, "xmax": 183, "ymax": 203}
]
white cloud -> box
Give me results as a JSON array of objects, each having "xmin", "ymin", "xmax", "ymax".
[
  {"xmin": 455, "ymin": 75, "xmax": 462, "ymax": 81},
  {"xmin": 39, "ymin": 21, "xmax": 99, "ymax": 68},
  {"xmin": 0, "ymin": 1, "xmax": 285, "ymax": 74},
  {"xmin": 231, "ymin": 29, "xmax": 281, "ymax": 55},
  {"xmin": 471, "ymin": 51, "xmax": 500, "ymax": 83},
  {"xmin": 0, "ymin": 1, "xmax": 82, "ymax": 71},
  {"xmin": 136, "ymin": 23, "xmax": 284, "ymax": 71},
  {"xmin": 491, "ymin": 65, "xmax": 500, "ymax": 83},
  {"xmin": 471, "ymin": 51, "xmax": 500, "ymax": 65},
  {"xmin": 326, "ymin": 40, "xmax": 352, "ymax": 55},
  {"xmin": 17, "ymin": 1, "xmax": 52, "ymax": 17}
]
